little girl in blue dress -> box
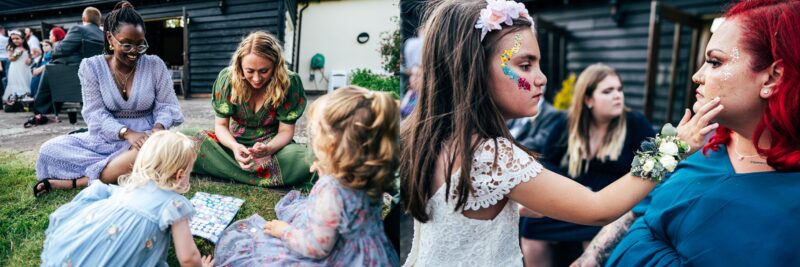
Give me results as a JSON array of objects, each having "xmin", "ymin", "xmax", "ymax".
[
  {"xmin": 214, "ymin": 86, "xmax": 401, "ymax": 266},
  {"xmin": 41, "ymin": 131, "xmax": 213, "ymax": 267}
]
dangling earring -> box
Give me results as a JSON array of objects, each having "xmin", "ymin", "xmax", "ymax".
[{"xmin": 109, "ymin": 45, "xmax": 114, "ymax": 50}]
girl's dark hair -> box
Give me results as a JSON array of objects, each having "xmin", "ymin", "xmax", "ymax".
[
  {"xmin": 401, "ymin": 0, "xmax": 535, "ymax": 222},
  {"xmin": 103, "ymin": 1, "xmax": 145, "ymax": 54},
  {"xmin": 6, "ymin": 30, "xmax": 30, "ymax": 55}
]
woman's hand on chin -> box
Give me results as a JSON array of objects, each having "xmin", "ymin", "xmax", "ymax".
[{"xmin": 678, "ymin": 97, "xmax": 723, "ymax": 155}]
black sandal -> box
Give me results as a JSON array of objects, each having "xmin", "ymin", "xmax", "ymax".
[
  {"xmin": 23, "ymin": 115, "xmax": 48, "ymax": 128},
  {"xmin": 33, "ymin": 179, "xmax": 77, "ymax": 197}
]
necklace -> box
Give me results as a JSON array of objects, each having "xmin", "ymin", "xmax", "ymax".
[
  {"xmin": 112, "ymin": 60, "xmax": 137, "ymax": 99},
  {"xmin": 733, "ymin": 135, "xmax": 763, "ymax": 161}
]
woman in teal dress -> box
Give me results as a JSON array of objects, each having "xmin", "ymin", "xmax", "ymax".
[
  {"xmin": 572, "ymin": 1, "xmax": 800, "ymax": 266},
  {"xmin": 185, "ymin": 31, "xmax": 313, "ymax": 188}
]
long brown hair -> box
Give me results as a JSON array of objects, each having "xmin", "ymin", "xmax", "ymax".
[
  {"xmin": 228, "ymin": 31, "xmax": 290, "ymax": 109},
  {"xmin": 565, "ymin": 63, "xmax": 627, "ymax": 177},
  {"xmin": 401, "ymin": 0, "xmax": 535, "ymax": 222}
]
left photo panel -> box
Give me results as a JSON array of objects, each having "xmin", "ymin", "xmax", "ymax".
[{"xmin": 0, "ymin": 0, "xmax": 403, "ymax": 266}]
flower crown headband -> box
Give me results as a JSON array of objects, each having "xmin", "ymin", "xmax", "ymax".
[
  {"xmin": 475, "ymin": 0, "xmax": 535, "ymax": 41},
  {"xmin": 8, "ymin": 30, "xmax": 22, "ymax": 37}
]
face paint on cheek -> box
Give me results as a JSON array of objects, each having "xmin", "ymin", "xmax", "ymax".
[
  {"xmin": 499, "ymin": 34, "xmax": 532, "ymax": 91},
  {"xmin": 721, "ymin": 47, "xmax": 740, "ymax": 81}
]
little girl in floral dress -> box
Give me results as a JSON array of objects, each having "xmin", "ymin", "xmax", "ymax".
[
  {"xmin": 214, "ymin": 86, "xmax": 401, "ymax": 266},
  {"xmin": 41, "ymin": 131, "xmax": 213, "ymax": 267}
]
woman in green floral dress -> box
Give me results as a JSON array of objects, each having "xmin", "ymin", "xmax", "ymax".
[{"xmin": 185, "ymin": 31, "xmax": 313, "ymax": 187}]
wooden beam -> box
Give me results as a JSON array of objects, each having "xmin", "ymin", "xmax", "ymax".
[
  {"xmin": 684, "ymin": 28, "xmax": 700, "ymax": 110},
  {"xmin": 660, "ymin": 4, "xmax": 704, "ymax": 29},
  {"xmin": 182, "ymin": 7, "xmax": 191, "ymax": 99},
  {"xmin": 644, "ymin": 1, "xmax": 661, "ymax": 120},
  {"xmin": 666, "ymin": 23, "xmax": 681, "ymax": 123}
]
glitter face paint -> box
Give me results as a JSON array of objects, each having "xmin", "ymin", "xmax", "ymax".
[
  {"xmin": 500, "ymin": 34, "xmax": 532, "ymax": 91},
  {"xmin": 721, "ymin": 47, "xmax": 740, "ymax": 81}
]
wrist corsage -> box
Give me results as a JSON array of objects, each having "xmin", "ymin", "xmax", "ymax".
[{"xmin": 631, "ymin": 123, "xmax": 691, "ymax": 182}]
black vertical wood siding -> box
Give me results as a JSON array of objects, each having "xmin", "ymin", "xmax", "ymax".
[
  {"xmin": 532, "ymin": 0, "xmax": 728, "ymax": 125},
  {"xmin": 2, "ymin": 0, "xmax": 292, "ymax": 95}
]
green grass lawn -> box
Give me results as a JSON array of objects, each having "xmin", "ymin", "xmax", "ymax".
[{"xmin": 0, "ymin": 150, "xmax": 287, "ymax": 266}]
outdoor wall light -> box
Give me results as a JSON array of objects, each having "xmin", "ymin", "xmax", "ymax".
[{"xmin": 357, "ymin": 32, "xmax": 369, "ymax": 44}]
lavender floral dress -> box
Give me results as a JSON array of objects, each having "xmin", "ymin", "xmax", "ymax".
[
  {"xmin": 36, "ymin": 55, "xmax": 183, "ymax": 181},
  {"xmin": 215, "ymin": 175, "xmax": 400, "ymax": 266}
]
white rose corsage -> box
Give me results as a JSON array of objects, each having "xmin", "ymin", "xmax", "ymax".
[{"xmin": 631, "ymin": 123, "xmax": 691, "ymax": 182}]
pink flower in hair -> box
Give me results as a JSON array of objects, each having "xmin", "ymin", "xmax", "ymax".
[{"xmin": 475, "ymin": 0, "xmax": 535, "ymax": 41}]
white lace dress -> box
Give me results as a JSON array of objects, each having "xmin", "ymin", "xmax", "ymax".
[{"xmin": 404, "ymin": 138, "xmax": 544, "ymax": 267}]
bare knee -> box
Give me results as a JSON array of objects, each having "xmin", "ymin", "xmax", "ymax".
[{"xmin": 100, "ymin": 149, "xmax": 138, "ymax": 184}]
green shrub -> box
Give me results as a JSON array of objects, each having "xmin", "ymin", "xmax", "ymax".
[{"xmin": 349, "ymin": 69, "xmax": 400, "ymax": 99}]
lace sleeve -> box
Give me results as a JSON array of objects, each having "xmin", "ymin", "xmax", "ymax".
[{"xmin": 457, "ymin": 137, "xmax": 543, "ymax": 211}]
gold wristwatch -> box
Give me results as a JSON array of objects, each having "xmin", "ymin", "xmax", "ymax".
[{"xmin": 119, "ymin": 127, "xmax": 129, "ymax": 139}]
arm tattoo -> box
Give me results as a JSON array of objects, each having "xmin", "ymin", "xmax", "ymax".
[{"xmin": 591, "ymin": 211, "xmax": 639, "ymax": 264}]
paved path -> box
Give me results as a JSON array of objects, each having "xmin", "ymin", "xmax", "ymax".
[{"xmin": 0, "ymin": 97, "xmax": 313, "ymax": 157}]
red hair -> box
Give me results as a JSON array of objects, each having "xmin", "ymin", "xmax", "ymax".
[
  {"xmin": 704, "ymin": 0, "xmax": 800, "ymax": 171},
  {"xmin": 50, "ymin": 27, "xmax": 65, "ymax": 42}
]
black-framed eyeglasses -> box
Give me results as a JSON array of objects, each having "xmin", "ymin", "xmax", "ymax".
[{"xmin": 112, "ymin": 36, "xmax": 148, "ymax": 54}]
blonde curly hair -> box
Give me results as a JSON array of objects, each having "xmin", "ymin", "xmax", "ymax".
[
  {"xmin": 118, "ymin": 131, "xmax": 197, "ymax": 193},
  {"xmin": 228, "ymin": 31, "xmax": 290, "ymax": 109},
  {"xmin": 307, "ymin": 86, "xmax": 399, "ymax": 198}
]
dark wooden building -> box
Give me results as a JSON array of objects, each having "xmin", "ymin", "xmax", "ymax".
[
  {"xmin": 401, "ymin": 0, "xmax": 729, "ymax": 125},
  {"xmin": 0, "ymin": 0, "xmax": 298, "ymax": 97}
]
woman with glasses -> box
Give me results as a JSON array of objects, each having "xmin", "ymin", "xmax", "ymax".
[{"xmin": 33, "ymin": 1, "xmax": 184, "ymax": 196}]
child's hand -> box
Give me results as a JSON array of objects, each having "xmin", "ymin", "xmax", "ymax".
[
  {"xmin": 201, "ymin": 255, "xmax": 214, "ymax": 267},
  {"xmin": 264, "ymin": 220, "xmax": 289, "ymax": 238}
]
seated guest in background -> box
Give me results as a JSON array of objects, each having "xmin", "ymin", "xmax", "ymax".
[
  {"xmin": 520, "ymin": 63, "xmax": 654, "ymax": 267},
  {"xmin": 28, "ymin": 28, "xmax": 65, "ymax": 100},
  {"xmin": 51, "ymin": 7, "xmax": 103, "ymax": 65},
  {"xmin": 25, "ymin": 7, "xmax": 103, "ymax": 127}
]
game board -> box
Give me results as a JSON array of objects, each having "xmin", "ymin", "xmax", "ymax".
[{"xmin": 188, "ymin": 192, "xmax": 245, "ymax": 243}]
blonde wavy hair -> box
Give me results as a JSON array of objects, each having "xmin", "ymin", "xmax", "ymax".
[
  {"xmin": 118, "ymin": 131, "xmax": 197, "ymax": 194},
  {"xmin": 307, "ymin": 86, "xmax": 399, "ymax": 198},
  {"xmin": 228, "ymin": 31, "xmax": 290, "ymax": 109},
  {"xmin": 565, "ymin": 63, "xmax": 627, "ymax": 177}
]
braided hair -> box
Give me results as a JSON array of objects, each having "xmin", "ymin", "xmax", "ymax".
[{"xmin": 103, "ymin": 1, "xmax": 145, "ymax": 55}]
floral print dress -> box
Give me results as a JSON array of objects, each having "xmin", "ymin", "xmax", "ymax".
[
  {"xmin": 214, "ymin": 175, "xmax": 401, "ymax": 266},
  {"xmin": 185, "ymin": 67, "xmax": 313, "ymax": 188}
]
